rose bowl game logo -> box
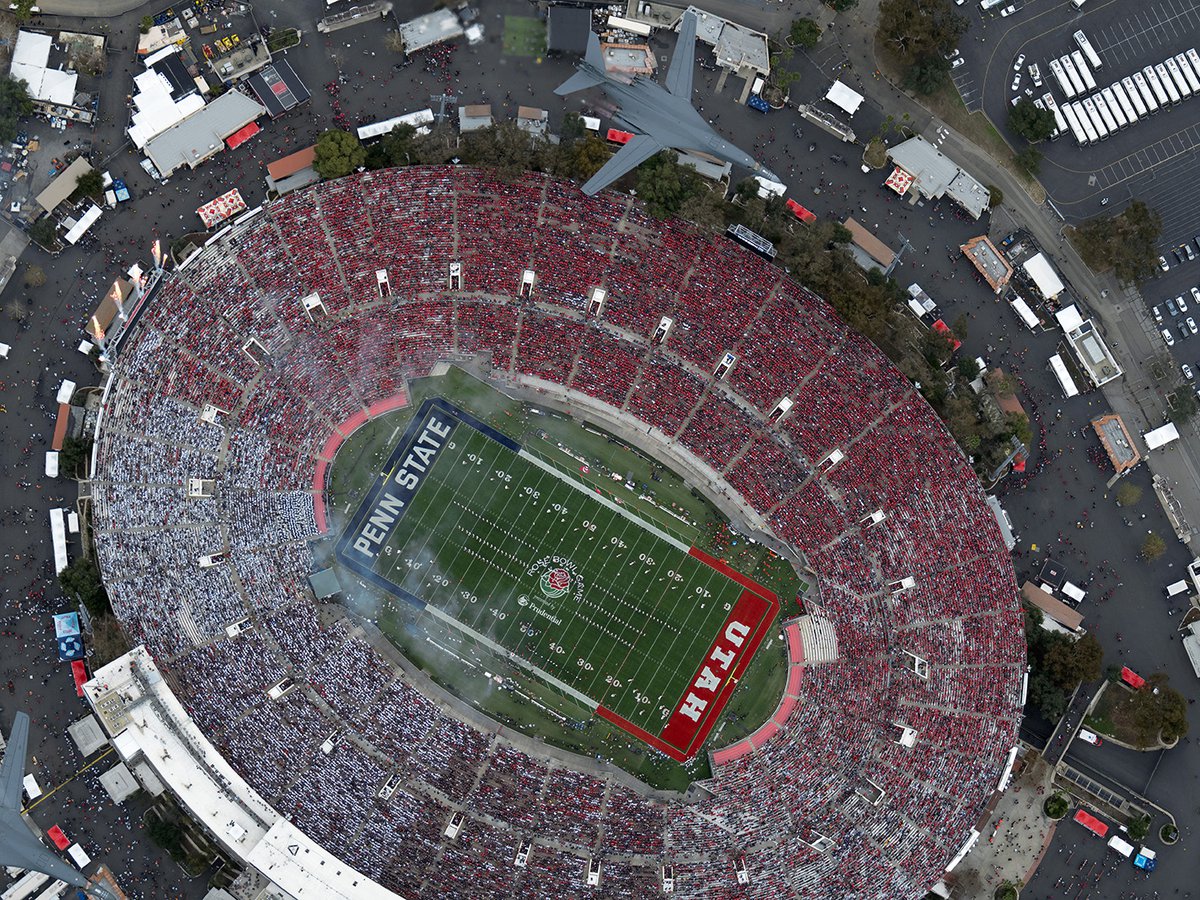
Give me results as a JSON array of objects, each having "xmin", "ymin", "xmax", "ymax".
[
  {"xmin": 540, "ymin": 567, "xmax": 571, "ymax": 598},
  {"xmin": 528, "ymin": 556, "xmax": 584, "ymax": 604}
]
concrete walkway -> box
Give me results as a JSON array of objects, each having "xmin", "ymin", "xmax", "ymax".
[{"xmin": 34, "ymin": 0, "xmax": 148, "ymax": 16}]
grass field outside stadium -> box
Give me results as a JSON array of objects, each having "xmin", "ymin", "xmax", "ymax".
[{"xmin": 324, "ymin": 370, "xmax": 796, "ymax": 784}]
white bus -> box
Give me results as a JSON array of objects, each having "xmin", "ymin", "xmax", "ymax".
[
  {"xmin": 1082, "ymin": 97, "xmax": 1109, "ymax": 138},
  {"xmin": 1061, "ymin": 102, "xmax": 1089, "ymax": 143},
  {"xmin": 1176, "ymin": 53, "xmax": 1200, "ymax": 92},
  {"xmin": 1165, "ymin": 57, "xmax": 1191, "ymax": 97},
  {"xmin": 1188, "ymin": 49, "xmax": 1200, "ymax": 85},
  {"xmin": 1072, "ymin": 51, "xmax": 1097, "ymax": 90},
  {"xmin": 1093, "ymin": 92, "xmax": 1120, "ymax": 131},
  {"xmin": 1074, "ymin": 30, "xmax": 1102, "ymax": 69},
  {"xmin": 1049, "ymin": 354, "xmax": 1080, "ymax": 397},
  {"xmin": 355, "ymin": 108, "xmax": 435, "ymax": 142},
  {"xmin": 1119, "ymin": 77, "xmax": 1147, "ymax": 116},
  {"xmin": 33, "ymin": 883, "xmax": 68, "ymax": 900},
  {"xmin": 1144, "ymin": 65, "xmax": 1171, "ymax": 105},
  {"xmin": 1050, "ymin": 59, "xmax": 1077, "ymax": 98},
  {"xmin": 1100, "ymin": 88, "xmax": 1127, "ymax": 128},
  {"xmin": 1061, "ymin": 55, "xmax": 1087, "ymax": 95},
  {"xmin": 1072, "ymin": 102, "xmax": 1100, "ymax": 143},
  {"xmin": 2, "ymin": 872, "xmax": 50, "ymax": 900},
  {"xmin": 1042, "ymin": 93, "xmax": 1068, "ymax": 136},
  {"xmin": 1156, "ymin": 63, "xmax": 1181, "ymax": 103},
  {"xmin": 1132, "ymin": 72, "xmax": 1159, "ymax": 112}
]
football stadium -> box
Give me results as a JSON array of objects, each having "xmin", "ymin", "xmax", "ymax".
[{"xmin": 88, "ymin": 167, "xmax": 1025, "ymax": 898}]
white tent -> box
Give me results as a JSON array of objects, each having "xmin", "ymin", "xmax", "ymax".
[
  {"xmin": 129, "ymin": 69, "xmax": 207, "ymax": 149},
  {"xmin": 10, "ymin": 31, "xmax": 78, "ymax": 105},
  {"xmin": 825, "ymin": 80, "xmax": 864, "ymax": 115},
  {"xmin": 1054, "ymin": 303, "xmax": 1084, "ymax": 333},
  {"xmin": 1022, "ymin": 253, "xmax": 1065, "ymax": 299},
  {"xmin": 1144, "ymin": 422, "xmax": 1180, "ymax": 450}
]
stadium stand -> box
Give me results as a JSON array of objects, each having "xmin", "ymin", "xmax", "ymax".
[{"xmin": 90, "ymin": 167, "xmax": 1024, "ymax": 900}]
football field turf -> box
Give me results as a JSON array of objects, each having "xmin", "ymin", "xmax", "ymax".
[{"xmin": 336, "ymin": 399, "xmax": 778, "ymax": 760}]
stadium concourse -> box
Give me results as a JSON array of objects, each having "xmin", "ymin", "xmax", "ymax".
[{"xmin": 88, "ymin": 166, "xmax": 1025, "ymax": 899}]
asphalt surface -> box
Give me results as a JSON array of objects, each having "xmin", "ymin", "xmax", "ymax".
[{"xmin": 0, "ymin": 0, "xmax": 1197, "ymax": 897}]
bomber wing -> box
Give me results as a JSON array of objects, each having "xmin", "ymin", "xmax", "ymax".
[
  {"xmin": 0, "ymin": 711, "xmax": 28, "ymax": 810},
  {"xmin": 580, "ymin": 134, "xmax": 665, "ymax": 196}
]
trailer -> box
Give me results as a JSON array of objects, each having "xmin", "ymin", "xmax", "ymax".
[
  {"xmin": 1107, "ymin": 835, "xmax": 1135, "ymax": 858},
  {"xmin": 1042, "ymin": 93, "xmax": 1069, "ymax": 136},
  {"xmin": 1061, "ymin": 102, "xmax": 1089, "ymax": 143},
  {"xmin": 1133, "ymin": 847, "xmax": 1157, "ymax": 871},
  {"xmin": 1072, "ymin": 51, "xmax": 1097, "ymax": 90},
  {"xmin": 1100, "ymin": 88, "xmax": 1127, "ymax": 128},
  {"xmin": 1155, "ymin": 63, "xmax": 1180, "ymax": 103},
  {"xmin": 1082, "ymin": 97, "xmax": 1109, "ymax": 138},
  {"xmin": 1119, "ymin": 77, "xmax": 1147, "ymax": 116},
  {"xmin": 1093, "ymin": 92, "xmax": 1120, "ymax": 132},
  {"xmin": 1074, "ymin": 30, "xmax": 1102, "ymax": 69},
  {"xmin": 1145, "ymin": 65, "xmax": 1171, "ymax": 105},
  {"xmin": 1050, "ymin": 58, "xmax": 1077, "ymax": 98},
  {"xmin": 1188, "ymin": 49, "xmax": 1200, "ymax": 86},
  {"xmin": 1166, "ymin": 57, "xmax": 1191, "ymax": 97},
  {"xmin": 1133, "ymin": 71, "xmax": 1159, "ymax": 112},
  {"xmin": 1061, "ymin": 55, "xmax": 1087, "ymax": 95}
]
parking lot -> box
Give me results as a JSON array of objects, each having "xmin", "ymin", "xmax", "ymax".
[{"xmin": 957, "ymin": 0, "xmax": 1200, "ymax": 251}]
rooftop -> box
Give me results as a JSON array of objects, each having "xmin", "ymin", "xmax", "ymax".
[
  {"xmin": 888, "ymin": 136, "xmax": 989, "ymax": 219},
  {"xmin": 960, "ymin": 236, "xmax": 1013, "ymax": 292},
  {"xmin": 1091, "ymin": 414, "xmax": 1140, "ymax": 473},
  {"xmin": 144, "ymin": 91, "xmax": 266, "ymax": 177}
]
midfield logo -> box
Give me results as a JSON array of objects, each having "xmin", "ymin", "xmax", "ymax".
[{"xmin": 529, "ymin": 556, "xmax": 583, "ymax": 603}]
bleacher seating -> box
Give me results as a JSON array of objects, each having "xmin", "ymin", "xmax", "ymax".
[{"xmin": 89, "ymin": 166, "xmax": 1024, "ymax": 900}]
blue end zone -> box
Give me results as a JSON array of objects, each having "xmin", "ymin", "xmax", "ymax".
[{"xmin": 333, "ymin": 398, "xmax": 518, "ymax": 608}]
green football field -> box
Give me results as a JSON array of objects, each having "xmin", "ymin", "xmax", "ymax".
[{"xmin": 337, "ymin": 399, "xmax": 777, "ymax": 760}]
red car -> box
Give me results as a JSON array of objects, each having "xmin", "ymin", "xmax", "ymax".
[{"xmin": 786, "ymin": 199, "xmax": 817, "ymax": 224}]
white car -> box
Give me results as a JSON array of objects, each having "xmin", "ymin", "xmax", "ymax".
[
  {"xmin": 1163, "ymin": 327, "xmax": 1176, "ymax": 346},
  {"xmin": 1179, "ymin": 294, "xmax": 1189, "ymax": 313},
  {"xmin": 1014, "ymin": 54, "xmax": 1026, "ymax": 72},
  {"xmin": 1191, "ymin": 286, "xmax": 1200, "ymax": 306},
  {"xmin": 1000, "ymin": 4, "xmax": 1017, "ymax": 15},
  {"xmin": 1029, "ymin": 64, "xmax": 1042, "ymax": 87},
  {"xmin": 952, "ymin": 57, "xmax": 966, "ymax": 69},
  {"xmin": 1185, "ymin": 364, "xmax": 1196, "ymax": 381},
  {"xmin": 1011, "ymin": 74, "xmax": 1022, "ymax": 91},
  {"xmin": 1078, "ymin": 728, "xmax": 1103, "ymax": 746},
  {"xmin": 1188, "ymin": 316, "xmax": 1197, "ymax": 335},
  {"xmin": 1160, "ymin": 255, "xmax": 1171, "ymax": 272}
]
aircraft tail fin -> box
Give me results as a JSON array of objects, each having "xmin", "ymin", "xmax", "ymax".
[{"xmin": 555, "ymin": 33, "xmax": 607, "ymax": 96}]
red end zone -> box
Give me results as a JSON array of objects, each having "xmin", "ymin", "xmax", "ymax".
[{"xmin": 596, "ymin": 547, "xmax": 778, "ymax": 762}]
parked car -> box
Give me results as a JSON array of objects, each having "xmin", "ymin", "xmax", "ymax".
[
  {"xmin": 945, "ymin": 48, "xmax": 960, "ymax": 60},
  {"xmin": 1029, "ymin": 63, "xmax": 1043, "ymax": 87},
  {"xmin": 1191, "ymin": 286, "xmax": 1200, "ymax": 307},
  {"xmin": 1160, "ymin": 255, "xmax": 1171, "ymax": 272},
  {"xmin": 1178, "ymin": 293, "xmax": 1189, "ymax": 313},
  {"xmin": 1181, "ymin": 324, "xmax": 1191, "ymax": 341},
  {"xmin": 1014, "ymin": 53, "xmax": 1026, "ymax": 71},
  {"xmin": 1185, "ymin": 243, "xmax": 1197, "ymax": 261},
  {"xmin": 952, "ymin": 57, "xmax": 966, "ymax": 69},
  {"xmin": 1152, "ymin": 305, "xmax": 1164, "ymax": 323},
  {"xmin": 1000, "ymin": 4, "xmax": 1018, "ymax": 15},
  {"xmin": 1011, "ymin": 74, "xmax": 1022, "ymax": 91},
  {"xmin": 1187, "ymin": 316, "xmax": 1197, "ymax": 334},
  {"xmin": 1185, "ymin": 364, "xmax": 1196, "ymax": 380},
  {"xmin": 1163, "ymin": 328, "xmax": 1176, "ymax": 346},
  {"xmin": 1166, "ymin": 296, "xmax": 1179, "ymax": 316}
]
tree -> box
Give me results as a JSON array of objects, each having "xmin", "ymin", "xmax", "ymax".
[
  {"xmin": 313, "ymin": 129, "xmax": 366, "ymax": 180},
  {"xmin": 1009, "ymin": 97, "xmax": 1058, "ymax": 143},
  {"xmin": 28, "ymin": 217, "xmax": 57, "ymax": 249},
  {"xmin": 637, "ymin": 152, "xmax": 699, "ymax": 219},
  {"xmin": 1073, "ymin": 200, "xmax": 1163, "ymax": 285},
  {"xmin": 1015, "ymin": 144, "xmax": 1043, "ymax": 175},
  {"xmin": 789, "ymin": 18, "xmax": 823, "ymax": 49},
  {"xmin": 877, "ymin": 0, "xmax": 967, "ymax": 67},
  {"xmin": 1043, "ymin": 793, "xmax": 1069, "ymax": 819},
  {"xmin": 1125, "ymin": 672, "xmax": 1189, "ymax": 746},
  {"xmin": 1116, "ymin": 482, "xmax": 1143, "ymax": 507},
  {"xmin": 22, "ymin": 265, "xmax": 46, "ymax": 288},
  {"xmin": 146, "ymin": 817, "xmax": 184, "ymax": 858},
  {"xmin": 71, "ymin": 168, "xmax": 105, "ymax": 201},
  {"xmin": 59, "ymin": 435, "xmax": 93, "ymax": 478},
  {"xmin": 1141, "ymin": 532, "xmax": 1166, "ymax": 561},
  {"xmin": 365, "ymin": 123, "xmax": 418, "ymax": 170},
  {"xmin": 0, "ymin": 77, "xmax": 34, "ymax": 144},
  {"xmin": 677, "ymin": 188, "xmax": 728, "ymax": 232},
  {"xmin": 1027, "ymin": 670, "xmax": 1067, "ymax": 721},
  {"xmin": 12, "ymin": 0, "xmax": 37, "ymax": 22},
  {"xmin": 828, "ymin": 0, "xmax": 857, "ymax": 9},
  {"xmin": 59, "ymin": 556, "xmax": 110, "ymax": 617},
  {"xmin": 1044, "ymin": 632, "xmax": 1103, "ymax": 692},
  {"xmin": 988, "ymin": 184, "xmax": 1004, "ymax": 207},
  {"xmin": 956, "ymin": 356, "xmax": 981, "ymax": 381},
  {"xmin": 903, "ymin": 55, "xmax": 952, "ymax": 95},
  {"xmin": 139, "ymin": 15, "xmax": 153, "ymax": 34},
  {"xmin": 1128, "ymin": 813, "xmax": 1151, "ymax": 841}
]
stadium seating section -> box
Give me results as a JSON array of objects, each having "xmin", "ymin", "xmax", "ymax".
[{"xmin": 91, "ymin": 167, "xmax": 1024, "ymax": 899}]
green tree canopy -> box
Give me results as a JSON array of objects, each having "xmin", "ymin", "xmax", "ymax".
[
  {"xmin": 1141, "ymin": 532, "xmax": 1166, "ymax": 560},
  {"xmin": 459, "ymin": 121, "xmax": 539, "ymax": 182},
  {"xmin": 636, "ymin": 152, "xmax": 705, "ymax": 219},
  {"xmin": 59, "ymin": 556, "xmax": 110, "ymax": 617},
  {"xmin": 1045, "ymin": 632, "xmax": 1103, "ymax": 692},
  {"xmin": 71, "ymin": 168, "xmax": 105, "ymax": 201},
  {"xmin": 1073, "ymin": 200, "xmax": 1163, "ymax": 285},
  {"xmin": 789, "ymin": 18, "xmax": 823, "ymax": 48},
  {"xmin": 903, "ymin": 55, "xmax": 952, "ymax": 95},
  {"xmin": 313, "ymin": 129, "xmax": 366, "ymax": 180},
  {"xmin": 1009, "ymin": 97, "xmax": 1058, "ymax": 143},
  {"xmin": 59, "ymin": 435, "xmax": 93, "ymax": 478},
  {"xmin": 365, "ymin": 123, "xmax": 418, "ymax": 170},
  {"xmin": 878, "ymin": 0, "xmax": 967, "ymax": 66},
  {"xmin": 1115, "ymin": 482, "xmax": 1143, "ymax": 507},
  {"xmin": 0, "ymin": 77, "xmax": 35, "ymax": 143},
  {"xmin": 1015, "ymin": 144, "xmax": 1043, "ymax": 175},
  {"xmin": 1128, "ymin": 673, "xmax": 1189, "ymax": 745}
]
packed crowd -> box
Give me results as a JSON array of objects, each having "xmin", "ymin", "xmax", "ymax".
[{"xmin": 89, "ymin": 167, "xmax": 1024, "ymax": 899}]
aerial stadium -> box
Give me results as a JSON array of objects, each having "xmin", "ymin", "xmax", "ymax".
[{"xmin": 85, "ymin": 166, "xmax": 1025, "ymax": 898}]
